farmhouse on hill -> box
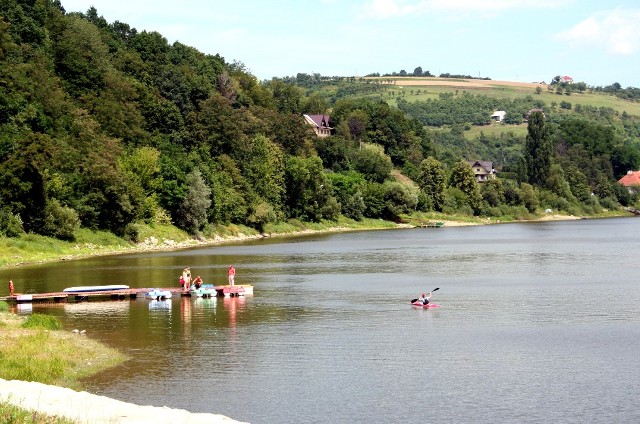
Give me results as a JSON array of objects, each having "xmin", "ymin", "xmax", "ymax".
[
  {"xmin": 491, "ymin": 110, "xmax": 506, "ymax": 122},
  {"xmin": 303, "ymin": 114, "xmax": 333, "ymax": 138},
  {"xmin": 618, "ymin": 170, "xmax": 640, "ymax": 193},
  {"xmin": 468, "ymin": 160, "xmax": 496, "ymax": 183}
]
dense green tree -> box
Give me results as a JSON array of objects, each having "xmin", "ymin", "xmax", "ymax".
[
  {"xmin": 520, "ymin": 183, "xmax": 539, "ymax": 213},
  {"xmin": 351, "ymin": 143, "xmax": 393, "ymax": 183},
  {"xmin": 381, "ymin": 181, "xmax": 418, "ymax": 220},
  {"xmin": 284, "ymin": 156, "xmax": 336, "ymax": 222},
  {"xmin": 417, "ymin": 156, "xmax": 446, "ymax": 211},
  {"xmin": 327, "ymin": 171, "xmax": 366, "ymax": 220},
  {"xmin": 314, "ymin": 136, "xmax": 355, "ymax": 171},
  {"xmin": 524, "ymin": 111, "xmax": 553, "ymax": 187},
  {"xmin": 240, "ymin": 134, "xmax": 285, "ymax": 217},
  {"xmin": 54, "ymin": 14, "xmax": 110, "ymax": 97},
  {"xmin": 267, "ymin": 78, "xmax": 304, "ymax": 113},
  {"xmin": 481, "ymin": 178, "xmax": 505, "ymax": 207},
  {"xmin": 176, "ymin": 168, "xmax": 211, "ymax": 233},
  {"xmin": 448, "ymin": 160, "xmax": 482, "ymax": 214},
  {"xmin": 209, "ymin": 155, "xmax": 248, "ymax": 224}
]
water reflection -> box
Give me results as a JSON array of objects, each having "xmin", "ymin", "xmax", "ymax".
[
  {"xmin": 64, "ymin": 300, "xmax": 130, "ymax": 316},
  {"xmin": 148, "ymin": 299, "xmax": 171, "ymax": 311}
]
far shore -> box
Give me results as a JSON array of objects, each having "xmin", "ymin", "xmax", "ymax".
[{"xmin": 0, "ymin": 212, "xmax": 605, "ymax": 271}]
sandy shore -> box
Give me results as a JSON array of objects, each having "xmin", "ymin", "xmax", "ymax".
[{"xmin": 0, "ymin": 378, "xmax": 247, "ymax": 424}]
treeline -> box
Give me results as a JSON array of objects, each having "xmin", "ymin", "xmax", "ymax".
[
  {"xmin": 1, "ymin": 1, "xmax": 638, "ymax": 245},
  {"xmin": 0, "ymin": 1, "xmax": 439, "ymax": 241},
  {"xmin": 591, "ymin": 83, "xmax": 640, "ymax": 102},
  {"xmin": 367, "ymin": 67, "xmax": 491, "ymax": 80}
]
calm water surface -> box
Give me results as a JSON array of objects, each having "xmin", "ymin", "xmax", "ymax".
[{"xmin": 3, "ymin": 218, "xmax": 640, "ymax": 423}]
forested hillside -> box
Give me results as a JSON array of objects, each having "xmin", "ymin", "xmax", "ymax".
[{"xmin": 1, "ymin": 1, "xmax": 638, "ymax": 244}]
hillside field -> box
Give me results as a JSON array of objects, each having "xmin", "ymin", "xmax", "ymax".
[{"xmin": 366, "ymin": 76, "xmax": 640, "ymax": 116}]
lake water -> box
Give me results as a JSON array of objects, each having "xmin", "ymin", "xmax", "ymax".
[{"xmin": 3, "ymin": 218, "xmax": 640, "ymax": 423}]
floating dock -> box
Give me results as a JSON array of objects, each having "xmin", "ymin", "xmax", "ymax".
[{"xmin": 0, "ymin": 285, "xmax": 253, "ymax": 304}]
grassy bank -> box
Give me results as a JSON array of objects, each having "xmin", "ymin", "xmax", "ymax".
[
  {"xmin": 0, "ymin": 400, "xmax": 76, "ymax": 424},
  {"xmin": 0, "ymin": 309, "xmax": 127, "ymax": 389},
  {"xmin": 0, "ymin": 306, "xmax": 126, "ymax": 423},
  {"xmin": 0, "ymin": 218, "xmax": 400, "ymax": 270}
]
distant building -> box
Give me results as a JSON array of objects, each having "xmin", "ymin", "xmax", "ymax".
[
  {"xmin": 618, "ymin": 170, "xmax": 640, "ymax": 193},
  {"xmin": 303, "ymin": 114, "xmax": 332, "ymax": 138},
  {"xmin": 491, "ymin": 111, "xmax": 506, "ymax": 122},
  {"xmin": 560, "ymin": 75, "xmax": 574, "ymax": 84},
  {"xmin": 468, "ymin": 160, "xmax": 496, "ymax": 183}
]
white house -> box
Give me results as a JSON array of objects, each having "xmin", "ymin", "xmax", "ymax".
[
  {"xmin": 491, "ymin": 111, "xmax": 506, "ymax": 122},
  {"xmin": 303, "ymin": 114, "xmax": 332, "ymax": 138}
]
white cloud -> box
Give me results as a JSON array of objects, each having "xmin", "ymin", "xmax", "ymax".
[{"xmin": 558, "ymin": 9, "xmax": 640, "ymax": 55}]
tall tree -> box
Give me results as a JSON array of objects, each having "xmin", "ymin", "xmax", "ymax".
[
  {"xmin": 524, "ymin": 111, "xmax": 552, "ymax": 187},
  {"xmin": 417, "ymin": 156, "xmax": 446, "ymax": 211},
  {"xmin": 448, "ymin": 160, "xmax": 482, "ymax": 214},
  {"xmin": 177, "ymin": 168, "xmax": 211, "ymax": 233}
]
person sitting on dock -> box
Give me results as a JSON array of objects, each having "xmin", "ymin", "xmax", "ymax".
[
  {"xmin": 193, "ymin": 276, "xmax": 203, "ymax": 289},
  {"xmin": 228, "ymin": 265, "xmax": 235, "ymax": 286}
]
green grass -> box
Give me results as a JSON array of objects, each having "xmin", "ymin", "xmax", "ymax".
[
  {"xmin": 463, "ymin": 123, "xmax": 529, "ymax": 140},
  {"xmin": 0, "ymin": 401, "xmax": 77, "ymax": 424},
  {"xmin": 366, "ymin": 76, "xmax": 640, "ymax": 116},
  {"xmin": 21, "ymin": 314, "xmax": 63, "ymax": 330},
  {"xmin": 0, "ymin": 313, "xmax": 127, "ymax": 388}
]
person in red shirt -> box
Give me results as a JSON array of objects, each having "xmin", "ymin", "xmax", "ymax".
[
  {"xmin": 192, "ymin": 276, "xmax": 203, "ymax": 289},
  {"xmin": 9, "ymin": 279, "xmax": 14, "ymax": 296},
  {"xmin": 227, "ymin": 265, "xmax": 236, "ymax": 286}
]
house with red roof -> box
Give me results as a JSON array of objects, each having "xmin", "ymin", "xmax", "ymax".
[
  {"xmin": 618, "ymin": 170, "xmax": 640, "ymax": 193},
  {"xmin": 303, "ymin": 114, "xmax": 332, "ymax": 138},
  {"xmin": 560, "ymin": 76, "xmax": 574, "ymax": 84}
]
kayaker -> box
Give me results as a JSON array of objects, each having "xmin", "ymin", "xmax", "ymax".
[{"xmin": 418, "ymin": 292, "xmax": 432, "ymax": 305}]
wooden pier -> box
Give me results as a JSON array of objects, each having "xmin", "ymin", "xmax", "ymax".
[{"xmin": 0, "ymin": 285, "xmax": 253, "ymax": 304}]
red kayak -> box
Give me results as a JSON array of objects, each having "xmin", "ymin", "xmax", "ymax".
[{"xmin": 411, "ymin": 301, "xmax": 440, "ymax": 308}]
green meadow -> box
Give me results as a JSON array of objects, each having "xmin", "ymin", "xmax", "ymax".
[{"xmin": 367, "ymin": 77, "xmax": 640, "ymax": 116}]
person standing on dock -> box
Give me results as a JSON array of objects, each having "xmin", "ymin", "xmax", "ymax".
[
  {"xmin": 228, "ymin": 265, "xmax": 235, "ymax": 286},
  {"xmin": 182, "ymin": 267, "xmax": 192, "ymax": 291},
  {"xmin": 8, "ymin": 279, "xmax": 14, "ymax": 296}
]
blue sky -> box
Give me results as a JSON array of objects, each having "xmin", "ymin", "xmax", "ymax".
[{"xmin": 61, "ymin": 0, "xmax": 640, "ymax": 87}]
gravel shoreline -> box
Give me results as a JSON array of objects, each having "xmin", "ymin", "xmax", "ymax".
[{"xmin": 0, "ymin": 378, "xmax": 247, "ymax": 423}]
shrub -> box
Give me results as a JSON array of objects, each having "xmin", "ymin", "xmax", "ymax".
[
  {"xmin": 341, "ymin": 191, "xmax": 366, "ymax": 220},
  {"xmin": 123, "ymin": 223, "xmax": 141, "ymax": 243},
  {"xmin": 0, "ymin": 208, "xmax": 24, "ymax": 237},
  {"xmin": 42, "ymin": 200, "xmax": 79, "ymax": 241},
  {"xmin": 21, "ymin": 314, "xmax": 62, "ymax": 330},
  {"xmin": 599, "ymin": 196, "xmax": 619, "ymax": 210}
]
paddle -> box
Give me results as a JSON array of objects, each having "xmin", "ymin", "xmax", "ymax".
[{"xmin": 410, "ymin": 287, "xmax": 439, "ymax": 304}]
